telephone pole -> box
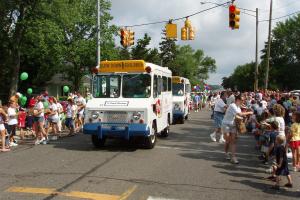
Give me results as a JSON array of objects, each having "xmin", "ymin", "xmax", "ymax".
[
  {"xmin": 265, "ymin": 0, "xmax": 273, "ymax": 90},
  {"xmin": 97, "ymin": 0, "xmax": 101, "ymax": 67},
  {"xmin": 254, "ymin": 8, "xmax": 259, "ymax": 91}
]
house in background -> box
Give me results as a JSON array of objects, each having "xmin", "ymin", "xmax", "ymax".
[{"xmin": 46, "ymin": 74, "xmax": 91, "ymax": 98}]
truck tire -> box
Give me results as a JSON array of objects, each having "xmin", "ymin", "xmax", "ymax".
[
  {"xmin": 161, "ymin": 121, "xmax": 170, "ymax": 137},
  {"xmin": 145, "ymin": 125, "xmax": 156, "ymax": 149},
  {"xmin": 91, "ymin": 135, "xmax": 106, "ymax": 148}
]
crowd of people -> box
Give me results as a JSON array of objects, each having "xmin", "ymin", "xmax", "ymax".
[
  {"xmin": 0, "ymin": 91, "xmax": 88, "ymax": 152},
  {"xmin": 204, "ymin": 90, "xmax": 300, "ymax": 190}
]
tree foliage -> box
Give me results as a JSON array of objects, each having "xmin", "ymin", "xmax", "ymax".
[
  {"xmin": 221, "ymin": 62, "xmax": 256, "ymax": 91},
  {"xmin": 224, "ymin": 14, "xmax": 300, "ymax": 91},
  {"xmin": 0, "ymin": 0, "xmax": 117, "ymax": 100}
]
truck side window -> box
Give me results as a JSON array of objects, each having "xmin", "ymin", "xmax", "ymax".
[
  {"xmin": 162, "ymin": 76, "xmax": 168, "ymax": 92},
  {"xmin": 168, "ymin": 77, "xmax": 172, "ymax": 91},
  {"xmin": 153, "ymin": 75, "xmax": 158, "ymax": 98}
]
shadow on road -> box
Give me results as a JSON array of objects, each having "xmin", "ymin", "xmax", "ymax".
[{"xmin": 49, "ymin": 134, "xmax": 139, "ymax": 152}]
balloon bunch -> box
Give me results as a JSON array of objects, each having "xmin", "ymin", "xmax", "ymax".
[{"xmin": 19, "ymin": 72, "xmax": 31, "ymax": 106}]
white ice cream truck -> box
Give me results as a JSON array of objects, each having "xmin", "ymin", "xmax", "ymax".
[
  {"xmin": 83, "ymin": 60, "xmax": 173, "ymax": 149},
  {"xmin": 172, "ymin": 76, "xmax": 191, "ymax": 124}
]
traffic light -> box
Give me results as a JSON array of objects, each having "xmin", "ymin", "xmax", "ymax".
[
  {"xmin": 229, "ymin": 4, "xmax": 240, "ymax": 29},
  {"xmin": 181, "ymin": 18, "xmax": 195, "ymax": 40},
  {"xmin": 181, "ymin": 27, "xmax": 187, "ymax": 40},
  {"xmin": 185, "ymin": 18, "xmax": 192, "ymax": 29},
  {"xmin": 120, "ymin": 28, "xmax": 128, "ymax": 47},
  {"xmin": 189, "ymin": 27, "xmax": 195, "ymax": 40},
  {"xmin": 128, "ymin": 30, "xmax": 135, "ymax": 46},
  {"xmin": 166, "ymin": 22, "xmax": 177, "ymax": 39}
]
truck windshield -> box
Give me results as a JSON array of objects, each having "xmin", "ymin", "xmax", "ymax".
[
  {"xmin": 172, "ymin": 83, "xmax": 184, "ymax": 96},
  {"xmin": 93, "ymin": 75, "xmax": 121, "ymax": 98},
  {"xmin": 123, "ymin": 74, "xmax": 151, "ymax": 98}
]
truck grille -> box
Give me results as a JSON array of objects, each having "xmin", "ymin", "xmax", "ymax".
[{"xmin": 104, "ymin": 111, "xmax": 128, "ymax": 123}]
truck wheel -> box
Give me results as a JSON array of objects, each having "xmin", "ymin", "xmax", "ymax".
[
  {"xmin": 145, "ymin": 125, "xmax": 156, "ymax": 149},
  {"xmin": 161, "ymin": 121, "xmax": 170, "ymax": 137},
  {"xmin": 185, "ymin": 114, "xmax": 189, "ymax": 120},
  {"xmin": 91, "ymin": 135, "xmax": 106, "ymax": 148},
  {"xmin": 179, "ymin": 117, "xmax": 185, "ymax": 124}
]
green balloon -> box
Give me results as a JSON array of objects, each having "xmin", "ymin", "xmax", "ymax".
[
  {"xmin": 63, "ymin": 86, "xmax": 69, "ymax": 93},
  {"xmin": 27, "ymin": 88, "xmax": 33, "ymax": 94},
  {"xmin": 20, "ymin": 72, "xmax": 29, "ymax": 81},
  {"xmin": 20, "ymin": 96, "xmax": 27, "ymax": 106},
  {"xmin": 43, "ymin": 101, "xmax": 49, "ymax": 109},
  {"xmin": 22, "ymin": 96, "xmax": 27, "ymax": 102}
]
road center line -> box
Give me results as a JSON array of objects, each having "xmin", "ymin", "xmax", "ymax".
[{"xmin": 6, "ymin": 186, "xmax": 137, "ymax": 200}]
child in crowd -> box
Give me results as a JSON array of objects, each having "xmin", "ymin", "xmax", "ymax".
[
  {"xmin": 268, "ymin": 135, "xmax": 292, "ymax": 190},
  {"xmin": 65, "ymin": 98, "xmax": 76, "ymax": 135},
  {"xmin": 18, "ymin": 109, "xmax": 26, "ymax": 140},
  {"xmin": 288, "ymin": 111, "xmax": 300, "ymax": 171},
  {"xmin": 25, "ymin": 107, "xmax": 35, "ymax": 138},
  {"xmin": 261, "ymin": 121, "xmax": 279, "ymax": 164}
]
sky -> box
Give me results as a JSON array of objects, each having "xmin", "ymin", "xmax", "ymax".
[{"xmin": 109, "ymin": 0, "xmax": 300, "ymax": 85}]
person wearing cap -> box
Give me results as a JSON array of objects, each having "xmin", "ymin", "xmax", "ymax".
[{"xmin": 65, "ymin": 98, "xmax": 76, "ymax": 135}]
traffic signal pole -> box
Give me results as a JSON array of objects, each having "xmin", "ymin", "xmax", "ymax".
[
  {"xmin": 254, "ymin": 8, "xmax": 259, "ymax": 91},
  {"xmin": 97, "ymin": 0, "xmax": 101, "ymax": 67},
  {"xmin": 265, "ymin": 0, "xmax": 273, "ymax": 90}
]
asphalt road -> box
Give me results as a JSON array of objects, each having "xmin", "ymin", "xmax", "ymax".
[{"xmin": 0, "ymin": 110, "xmax": 299, "ymax": 200}]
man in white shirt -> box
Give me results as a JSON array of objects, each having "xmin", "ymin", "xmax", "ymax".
[{"xmin": 210, "ymin": 92, "xmax": 227, "ymax": 143}]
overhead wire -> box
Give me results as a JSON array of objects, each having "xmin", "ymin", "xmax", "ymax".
[
  {"xmin": 121, "ymin": 1, "xmax": 231, "ymax": 28},
  {"xmin": 259, "ymin": 10, "xmax": 300, "ymax": 22},
  {"xmin": 260, "ymin": 0, "xmax": 300, "ymax": 13}
]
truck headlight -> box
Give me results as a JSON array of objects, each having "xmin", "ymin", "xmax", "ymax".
[{"xmin": 91, "ymin": 111, "xmax": 99, "ymax": 119}]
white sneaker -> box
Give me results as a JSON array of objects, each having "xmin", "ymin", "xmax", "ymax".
[
  {"xmin": 9, "ymin": 142, "xmax": 18, "ymax": 147},
  {"xmin": 225, "ymin": 153, "xmax": 231, "ymax": 160},
  {"xmin": 266, "ymin": 167, "xmax": 273, "ymax": 174},
  {"xmin": 210, "ymin": 132, "xmax": 217, "ymax": 142},
  {"xmin": 231, "ymin": 157, "xmax": 239, "ymax": 164},
  {"xmin": 219, "ymin": 138, "xmax": 226, "ymax": 144},
  {"xmin": 51, "ymin": 136, "xmax": 58, "ymax": 141},
  {"xmin": 34, "ymin": 140, "xmax": 41, "ymax": 145},
  {"xmin": 287, "ymin": 151, "xmax": 292, "ymax": 159}
]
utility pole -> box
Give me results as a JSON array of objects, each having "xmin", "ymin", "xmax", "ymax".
[
  {"xmin": 265, "ymin": 0, "xmax": 273, "ymax": 90},
  {"xmin": 254, "ymin": 8, "xmax": 259, "ymax": 91},
  {"xmin": 97, "ymin": 0, "xmax": 101, "ymax": 67}
]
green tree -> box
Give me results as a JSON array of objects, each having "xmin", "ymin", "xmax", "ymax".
[
  {"xmin": 0, "ymin": 0, "xmax": 39, "ymax": 98},
  {"xmin": 0, "ymin": 0, "xmax": 118, "ymax": 99},
  {"xmin": 221, "ymin": 62, "xmax": 256, "ymax": 91},
  {"xmin": 159, "ymin": 29, "xmax": 177, "ymax": 67},
  {"xmin": 171, "ymin": 45, "xmax": 216, "ymax": 85},
  {"xmin": 131, "ymin": 33, "xmax": 151, "ymax": 60},
  {"xmin": 260, "ymin": 14, "xmax": 300, "ymax": 90}
]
